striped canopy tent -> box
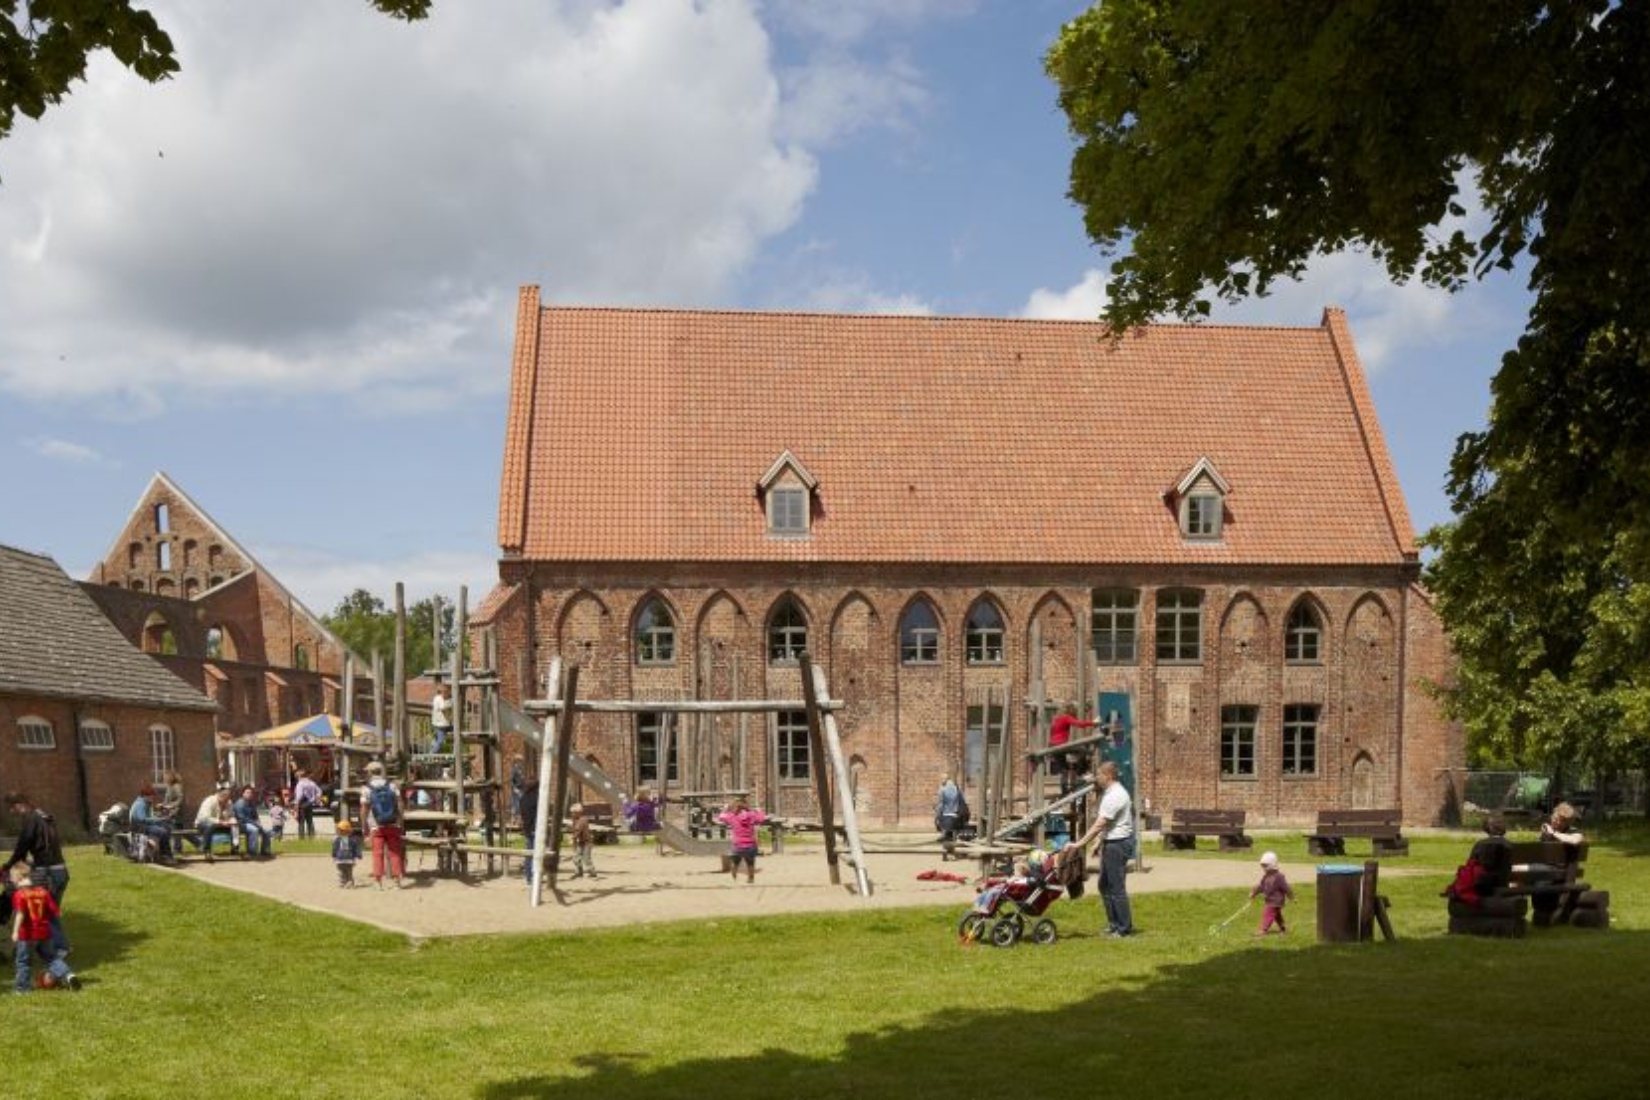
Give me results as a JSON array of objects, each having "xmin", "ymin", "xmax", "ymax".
[{"xmin": 240, "ymin": 713, "xmax": 381, "ymax": 748}]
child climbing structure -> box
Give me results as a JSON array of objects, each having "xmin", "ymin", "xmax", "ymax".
[{"xmin": 522, "ymin": 655, "xmax": 873, "ymax": 906}]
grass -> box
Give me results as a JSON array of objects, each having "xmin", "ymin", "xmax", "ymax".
[{"xmin": 21, "ymin": 824, "xmax": 1650, "ymax": 1098}]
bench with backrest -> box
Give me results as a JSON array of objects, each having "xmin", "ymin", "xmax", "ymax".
[
  {"xmin": 1162, "ymin": 808, "xmax": 1252, "ymax": 851},
  {"xmin": 580, "ymin": 801, "xmax": 618, "ymax": 844},
  {"xmin": 1446, "ymin": 840, "xmax": 1606, "ymax": 936},
  {"xmin": 1306, "ymin": 809, "xmax": 1409, "ymax": 857}
]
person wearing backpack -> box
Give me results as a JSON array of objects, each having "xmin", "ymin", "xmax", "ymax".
[{"xmin": 360, "ymin": 762, "xmax": 406, "ymax": 889}]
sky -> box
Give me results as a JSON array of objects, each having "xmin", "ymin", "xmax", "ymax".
[{"xmin": 0, "ymin": 0, "xmax": 1533, "ymax": 618}]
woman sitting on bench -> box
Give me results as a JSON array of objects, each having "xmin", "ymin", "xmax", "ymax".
[{"xmin": 1541, "ymin": 802, "xmax": 1584, "ymax": 846}]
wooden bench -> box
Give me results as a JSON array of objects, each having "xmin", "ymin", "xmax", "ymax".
[
  {"xmin": 1162, "ymin": 809, "xmax": 1252, "ymax": 851},
  {"xmin": 1306, "ymin": 809, "xmax": 1409, "ymax": 857},
  {"xmin": 579, "ymin": 801, "xmax": 619, "ymax": 844},
  {"xmin": 1446, "ymin": 840, "xmax": 1607, "ymax": 936}
]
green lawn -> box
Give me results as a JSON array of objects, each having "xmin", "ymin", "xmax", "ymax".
[{"xmin": 22, "ymin": 826, "xmax": 1650, "ymax": 1098}]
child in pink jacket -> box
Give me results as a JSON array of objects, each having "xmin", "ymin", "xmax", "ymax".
[{"xmin": 716, "ymin": 797, "xmax": 768, "ymax": 884}]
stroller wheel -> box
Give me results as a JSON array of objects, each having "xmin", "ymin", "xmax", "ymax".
[
  {"xmin": 990, "ymin": 919, "xmax": 1020, "ymax": 948},
  {"xmin": 957, "ymin": 913, "xmax": 988, "ymax": 943},
  {"xmin": 1032, "ymin": 919, "xmax": 1058, "ymax": 945}
]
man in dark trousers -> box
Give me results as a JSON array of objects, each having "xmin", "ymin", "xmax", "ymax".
[{"xmin": 4, "ymin": 792, "xmax": 71, "ymax": 957}]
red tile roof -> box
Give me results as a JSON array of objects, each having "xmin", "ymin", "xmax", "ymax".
[{"xmin": 497, "ymin": 288, "xmax": 1416, "ymax": 567}]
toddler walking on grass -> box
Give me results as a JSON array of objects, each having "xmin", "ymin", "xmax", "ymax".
[
  {"xmin": 10, "ymin": 865, "xmax": 80, "ymax": 992},
  {"xmin": 1251, "ymin": 851, "xmax": 1294, "ymax": 936}
]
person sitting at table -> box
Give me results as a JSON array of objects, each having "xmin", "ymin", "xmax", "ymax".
[
  {"xmin": 1541, "ymin": 802, "xmax": 1585, "ymax": 846},
  {"xmin": 232, "ymin": 786, "xmax": 272, "ymax": 859},
  {"xmin": 130, "ymin": 785, "xmax": 178, "ymax": 863},
  {"xmin": 192, "ymin": 785, "xmax": 236, "ymax": 856}
]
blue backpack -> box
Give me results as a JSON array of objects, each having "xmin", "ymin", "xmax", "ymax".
[{"xmin": 368, "ymin": 783, "xmax": 400, "ymax": 825}]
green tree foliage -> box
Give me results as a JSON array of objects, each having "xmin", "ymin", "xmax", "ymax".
[
  {"xmin": 324, "ymin": 587, "xmax": 456, "ymax": 679},
  {"xmin": 1047, "ymin": 2, "xmax": 1650, "ymax": 777},
  {"xmin": 0, "ymin": 0, "xmax": 430, "ymax": 148}
]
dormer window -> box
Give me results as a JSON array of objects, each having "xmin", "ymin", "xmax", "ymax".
[
  {"xmin": 758, "ymin": 449, "xmax": 818, "ymax": 538},
  {"xmin": 1172, "ymin": 457, "xmax": 1230, "ymax": 541}
]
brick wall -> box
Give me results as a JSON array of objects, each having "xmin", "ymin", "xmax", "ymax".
[
  {"xmin": 478, "ymin": 563, "xmax": 1462, "ymax": 827},
  {"xmin": 0, "ymin": 693, "xmax": 217, "ymax": 835}
]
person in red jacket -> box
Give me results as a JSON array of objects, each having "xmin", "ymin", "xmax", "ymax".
[{"xmin": 1049, "ymin": 704, "xmax": 1098, "ymax": 793}]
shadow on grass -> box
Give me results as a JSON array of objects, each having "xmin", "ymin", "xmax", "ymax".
[{"xmin": 477, "ymin": 927, "xmax": 1650, "ymax": 1100}]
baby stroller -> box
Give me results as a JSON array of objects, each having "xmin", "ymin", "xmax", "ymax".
[{"xmin": 958, "ymin": 853, "xmax": 1068, "ymax": 947}]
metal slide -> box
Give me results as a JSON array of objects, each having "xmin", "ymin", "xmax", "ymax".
[{"xmin": 503, "ymin": 699, "xmax": 728, "ymax": 859}]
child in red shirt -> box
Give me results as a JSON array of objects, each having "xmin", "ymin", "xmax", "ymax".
[{"xmin": 10, "ymin": 865, "xmax": 79, "ymax": 993}]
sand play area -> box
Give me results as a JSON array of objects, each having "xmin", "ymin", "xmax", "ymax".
[{"xmin": 164, "ymin": 837, "xmax": 1291, "ymax": 940}]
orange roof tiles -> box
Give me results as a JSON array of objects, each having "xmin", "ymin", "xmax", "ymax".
[{"xmin": 496, "ymin": 295, "xmax": 1417, "ymax": 567}]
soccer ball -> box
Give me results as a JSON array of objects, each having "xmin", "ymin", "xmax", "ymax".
[{"xmin": 38, "ymin": 972, "xmax": 58, "ymax": 990}]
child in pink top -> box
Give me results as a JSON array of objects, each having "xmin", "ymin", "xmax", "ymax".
[{"xmin": 716, "ymin": 797, "xmax": 768, "ymax": 884}]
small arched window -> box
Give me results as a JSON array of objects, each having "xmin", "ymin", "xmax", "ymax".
[
  {"xmin": 1285, "ymin": 603, "xmax": 1323, "ymax": 663},
  {"xmin": 16, "ymin": 716, "xmax": 56, "ymax": 750},
  {"xmin": 634, "ymin": 598, "xmax": 677, "ymax": 666},
  {"xmin": 768, "ymin": 598, "xmax": 808, "ymax": 664},
  {"xmin": 899, "ymin": 600, "xmax": 940, "ymax": 665},
  {"xmin": 965, "ymin": 600, "xmax": 1006, "ymax": 665}
]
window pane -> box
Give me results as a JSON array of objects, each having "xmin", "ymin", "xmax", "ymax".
[
  {"xmin": 17, "ymin": 719, "xmax": 55, "ymax": 750},
  {"xmin": 966, "ymin": 601, "xmax": 1005, "ymax": 664},
  {"xmin": 1091, "ymin": 589, "xmax": 1139, "ymax": 664},
  {"xmin": 777, "ymin": 710, "xmax": 811, "ymax": 781},
  {"xmin": 1286, "ymin": 604, "xmax": 1322, "ymax": 662},
  {"xmin": 1220, "ymin": 705, "xmax": 1257, "ymax": 777},
  {"xmin": 636, "ymin": 713, "xmax": 680, "ymax": 785},
  {"xmin": 636, "ymin": 599, "xmax": 676, "ymax": 665},
  {"xmin": 1282, "ymin": 704, "xmax": 1319, "ymax": 776},
  {"xmin": 900, "ymin": 601, "xmax": 940, "ymax": 663},
  {"xmin": 1155, "ymin": 589, "xmax": 1202, "ymax": 662},
  {"xmin": 768, "ymin": 600, "xmax": 808, "ymax": 662}
]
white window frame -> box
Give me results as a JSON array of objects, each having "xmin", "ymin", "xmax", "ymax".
[
  {"xmin": 634, "ymin": 598, "xmax": 677, "ymax": 666},
  {"xmin": 1091, "ymin": 589, "xmax": 1139, "ymax": 664},
  {"xmin": 149, "ymin": 724, "xmax": 176, "ymax": 784},
  {"xmin": 1183, "ymin": 493, "xmax": 1222, "ymax": 538},
  {"xmin": 899, "ymin": 601, "xmax": 940, "ymax": 665},
  {"xmin": 768, "ymin": 487, "xmax": 809, "ymax": 536},
  {"xmin": 1219, "ymin": 705, "xmax": 1258, "ymax": 778},
  {"xmin": 635, "ymin": 712, "xmax": 679, "ymax": 786},
  {"xmin": 1285, "ymin": 603, "xmax": 1323, "ymax": 663},
  {"xmin": 78, "ymin": 719, "xmax": 116, "ymax": 752},
  {"xmin": 1282, "ymin": 704, "xmax": 1320, "ymax": 777},
  {"xmin": 965, "ymin": 601, "xmax": 1006, "ymax": 666},
  {"xmin": 768, "ymin": 600, "xmax": 808, "ymax": 664},
  {"xmin": 775, "ymin": 711, "xmax": 812, "ymax": 783},
  {"xmin": 17, "ymin": 716, "xmax": 56, "ymax": 751}
]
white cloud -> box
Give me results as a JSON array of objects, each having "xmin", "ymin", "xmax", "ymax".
[
  {"xmin": 1021, "ymin": 268, "xmax": 1109, "ymax": 320},
  {"xmin": 801, "ymin": 273, "xmax": 933, "ymax": 315},
  {"xmin": 779, "ymin": 53, "xmax": 928, "ymax": 147},
  {"xmin": 766, "ymin": 0, "xmax": 976, "ymax": 47},
  {"xmin": 0, "ymin": 0, "xmax": 818, "ymax": 412},
  {"xmin": 255, "ymin": 544, "xmax": 500, "ymax": 623},
  {"xmin": 22, "ymin": 436, "xmax": 115, "ymax": 466}
]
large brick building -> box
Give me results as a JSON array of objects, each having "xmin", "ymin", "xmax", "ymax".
[
  {"xmin": 1, "ymin": 544, "xmax": 217, "ymax": 831},
  {"xmin": 84, "ymin": 473, "xmax": 368, "ymax": 742},
  {"xmin": 473, "ymin": 287, "xmax": 1463, "ymax": 827}
]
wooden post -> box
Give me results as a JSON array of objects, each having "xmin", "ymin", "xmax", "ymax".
[
  {"xmin": 996, "ymin": 684, "xmax": 1014, "ymax": 840},
  {"xmin": 450, "ymin": 621, "xmax": 465, "ymax": 862},
  {"xmin": 546, "ymin": 663, "xmax": 580, "ymax": 894},
  {"xmin": 1028, "ymin": 618, "xmax": 1047, "ymax": 846},
  {"xmin": 431, "ymin": 594, "xmax": 443, "ymax": 674},
  {"xmin": 798, "ymin": 654, "xmax": 840, "ymax": 886},
  {"xmin": 810, "ymin": 661, "xmax": 871, "ymax": 896},
  {"xmin": 393, "ymin": 582, "xmax": 407, "ymax": 760},
  {"xmin": 529, "ymin": 658, "xmax": 561, "ymax": 908}
]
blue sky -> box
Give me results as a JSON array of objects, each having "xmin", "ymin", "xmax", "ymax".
[{"xmin": 0, "ymin": 0, "xmax": 1530, "ymax": 616}]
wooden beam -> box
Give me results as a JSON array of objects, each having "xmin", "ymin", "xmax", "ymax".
[
  {"xmin": 547, "ymin": 663, "xmax": 581, "ymax": 894},
  {"xmin": 528, "ymin": 658, "xmax": 560, "ymax": 909},
  {"xmin": 798, "ymin": 654, "xmax": 840, "ymax": 886},
  {"xmin": 523, "ymin": 699, "xmax": 844, "ymax": 715},
  {"xmin": 812, "ymin": 661, "xmax": 872, "ymax": 897}
]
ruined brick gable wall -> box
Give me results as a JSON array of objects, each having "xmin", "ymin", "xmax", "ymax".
[
  {"xmin": 485, "ymin": 564, "xmax": 1458, "ymax": 827},
  {"xmin": 93, "ymin": 481, "xmax": 252, "ymax": 598}
]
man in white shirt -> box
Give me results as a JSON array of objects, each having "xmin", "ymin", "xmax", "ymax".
[{"xmin": 1067, "ymin": 761, "xmax": 1135, "ymax": 938}]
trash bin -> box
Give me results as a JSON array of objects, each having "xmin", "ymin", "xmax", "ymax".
[{"xmin": 1317, "ymin": 863, "xmax": 1365, "ymax": 943}]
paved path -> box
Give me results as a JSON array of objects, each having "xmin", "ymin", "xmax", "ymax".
[{"xmin": 164, "ymin": 839, "xmax": 1352, "ymax": 940}]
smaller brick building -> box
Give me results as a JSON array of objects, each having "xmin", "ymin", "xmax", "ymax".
[{"xmin": 1, "ymin": 543, "xmax": 217, "ymax": 833}]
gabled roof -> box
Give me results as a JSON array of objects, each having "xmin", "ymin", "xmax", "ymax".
[
  {"xmin": 497, "ymin": 289, "xmax": 1416, "ymax": 567},
  {"xmin": 1174, "ymin": 457, "xmax": 1231, "ymax": 498},
  {"xmin": 0, "ymin": 544, "xmax": 217, "ymax": 712},
  {"xmin": 759, "ymin": 450, "xmax": 818, "ymax": 492},
  {"xmin": 103, "ymin": 472, "xmax": 368, "ymax": 668}
]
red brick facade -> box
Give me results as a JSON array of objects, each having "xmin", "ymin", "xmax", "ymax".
[
  {"xmin": 477, "ymin": 564, "xmax": 1460, "ymax": 827},
  {"xmin": 1, "ymin": 693, "xmax": 216, "ymax": 833}
]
